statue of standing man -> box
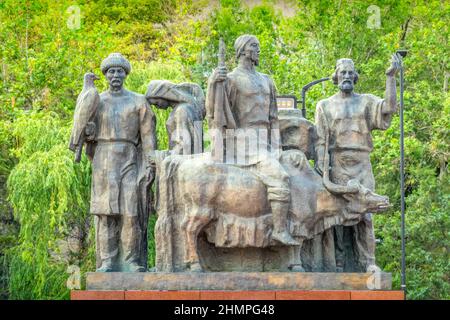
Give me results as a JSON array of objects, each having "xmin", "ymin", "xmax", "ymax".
[
  {"xmin": 314, "ymin": 55, "xmax": 401, "ymax": 272},
  {"xmin": 71, "ymin": 53, "xmax": 157, "ymax": 272}
]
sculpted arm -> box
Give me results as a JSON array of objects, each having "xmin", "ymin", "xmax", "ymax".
[
  {"xmin": 268, "ymin": 78, "xmax": 279, "ymax": 132},
  {"xmin": 205, "ymin": 72, "xmax": 217, "ymax": 124},
  {"xmin": 382, "ymin": 53, "xmax": 401, "ymax": 115},
  {"xmin": 205, "ymin": 66, "xmax": 229, "ymax": 127},
  {"xmin": 368, "ymin": 54, "xmax": 402, "ymax": 131},
  {"xmin": 314, "ymin": 101, "xmax": 327, "ymax": 175},
  {"xmin": 268, "ymin": 77, "xmax": 282, "ymax": 155},
  {"xmin": 171, "ymin": 108, "xmax": 191, "ymax": 155},
  {"xmin": 140, "ymin": 99, "xmax": 157, "ymax": 157}
]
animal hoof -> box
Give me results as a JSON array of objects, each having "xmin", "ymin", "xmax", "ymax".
[{"xmin": 190, "ymin": 262, "xmax": 203, "ymax": 272}]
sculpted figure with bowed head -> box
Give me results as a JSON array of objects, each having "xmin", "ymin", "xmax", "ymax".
[
  {"xmin": 146, "ymin": 80, "xmax": 205, "ymax": 155},
  {"xmin": 206, "ymin": 35, "xmax": 298, "ymax": 246},
  {"xmin": 314, "ymin": 55, "xmax": 401, "ymax": 272},
  {"xmin": 71, "ymin": 53, "xmax": 157, "ymax": 272}
]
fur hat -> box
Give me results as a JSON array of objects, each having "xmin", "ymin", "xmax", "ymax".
[{"xmin": 100, "ymin": 53, "xmax": 131, "ymax": 75}]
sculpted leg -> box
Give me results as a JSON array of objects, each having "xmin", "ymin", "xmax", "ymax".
[
  {"xmin": 288, "ymin": 243, "xmax": 305, "ymax": 272},
  {"xmin": 322, "ymin": 228, "xmax": 337, "ymax": 272},
  {"xmin": 255, "ymin": 158, "xmax": 298, "ymax": 246},
  {"xmin": 96, "ymin": 215, "xmax": 119, "ymax": 272},
  {"xmin": 353, "ymin": 213, "xmax": 380, "ymax": 272},
  {"xmin": 181, "ymin": 207, "xmax": 211, "ymax": 272},
  {"xmin": 357, "ymin": 172, "xmax": 380, "ymax": 272},
  {"xmin": 334, "ymin": 225, "xmax": 345, "ymax": 272},
  {"xmin": 270, "ymin": 199, "xmax": 299, "ymax": 246},
  {"xmin": 120, "ymin": 215, "xmax": 144, "ymax": 272}
]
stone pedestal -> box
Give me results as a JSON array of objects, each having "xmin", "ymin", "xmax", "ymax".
[
  {"xmin": 85, "ymin": 272, "xmax": 392, "ymax": 291},
  {"xmin": 71, "ymin": 272, "xmax": 404, "ymax": 300}
]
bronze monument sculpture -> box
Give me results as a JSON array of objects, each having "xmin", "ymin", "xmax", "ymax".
[
  {"xmin": 314, "ymin": 56, "xmax": 400, "ymax": 272},
  {"xmin": 71, "ymin": 36, "xmax": 399, "ymax": 291},
  {"xmin": 206, "ymin": 35, "xmax": 298, "ymax": 246},
  {"xmin": 70, "ymin": 53, "xmax": 157, "ymax": 272},
  {"xmin": 153, "ymin": 35, "xmax": 391, "ymax": 273}
]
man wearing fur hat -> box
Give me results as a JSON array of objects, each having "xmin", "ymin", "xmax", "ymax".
[
  {"xmin": 314, "ymin": 55, "xmax": 401, "ymax": 272},
  {"xmin": 88, "ymin": 53, "xmax": 156, "ymax": 272},
  {"xmin": 207, "ymin": 35, "xmax": 298, "ymax": 246}
]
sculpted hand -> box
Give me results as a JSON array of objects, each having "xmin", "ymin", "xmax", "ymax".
[
  {"xmin": 286, "ymin": 152, "xmax": 304, "ymax": 169},
  {"xmin": 385, "ymin": 53, "xmax": 401, "ymax": 77},
  {"xmin": 211, "ymin": 66, "xmax": 227, "ymax": 83},
  {"xmin": 84, "ymin": 122, "xmax": 96, "ymax": 141}
]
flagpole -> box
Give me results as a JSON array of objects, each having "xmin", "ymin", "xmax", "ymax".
[{"xmin": 397, "ymin": 49, "xmax": 407, "ymax": 299}]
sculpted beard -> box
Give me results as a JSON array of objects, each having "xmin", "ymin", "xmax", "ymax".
[
  {"xmin": 111, "ymin": 77, "xmax": 123, "ymax": 87},
  {"xmin": 339, "ymin": 79, "xmax": 354, "ymax": 92},
  {"xmin": 245, "ymin": 49, "xmax": 259, "ymax": 66},
  {"xmin": 251, "ymin": 51, "xmax": 260, "ymax": 66}
]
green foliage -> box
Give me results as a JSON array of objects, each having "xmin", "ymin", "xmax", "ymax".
[
  {"xmin": 0, "ymin": 174, "xmax": 17, "ymax": 300},
  {"xmin": 0, "ymin": 120, "xmax": 15, "ymax": 177},
  {"xmin": 0, "ymin": 0, "xmax": 448, "ymax": 299},
  {"xmin": 5, "ymin": 111, "xmax": 92, "ymax": 299}
]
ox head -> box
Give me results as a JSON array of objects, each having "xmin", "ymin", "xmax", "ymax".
[
  {"xmin": 340, "ymin": 180, "xmax": 391, "ymax": 214},
  {"xmin": 282, "ymin": 149, "xmax": 391, "ymax": 215}
]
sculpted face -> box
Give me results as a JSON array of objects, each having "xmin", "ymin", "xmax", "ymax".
[
  {"xmin": 243, "ymin": 38, "xmax": 260, "ymax": 66},
  {"xmin": 106, "ymin": 67, "xmax": 126, "ymax": 90},
  {"xmin": 337, "ymin": 64, "xmax": 356, "ymax": 93}
]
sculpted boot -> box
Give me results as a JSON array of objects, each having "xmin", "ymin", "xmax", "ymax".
[
  {"xmin": 96, "ymin": 258, "xmax": 113, "ymax": 272},
  {"xmin": 126, "ymin": 262, "xmax": 145, "ymax": 272},
  {"xmin": 271, "ymin": 200, "xmax": 299, "ymax": 246}
]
